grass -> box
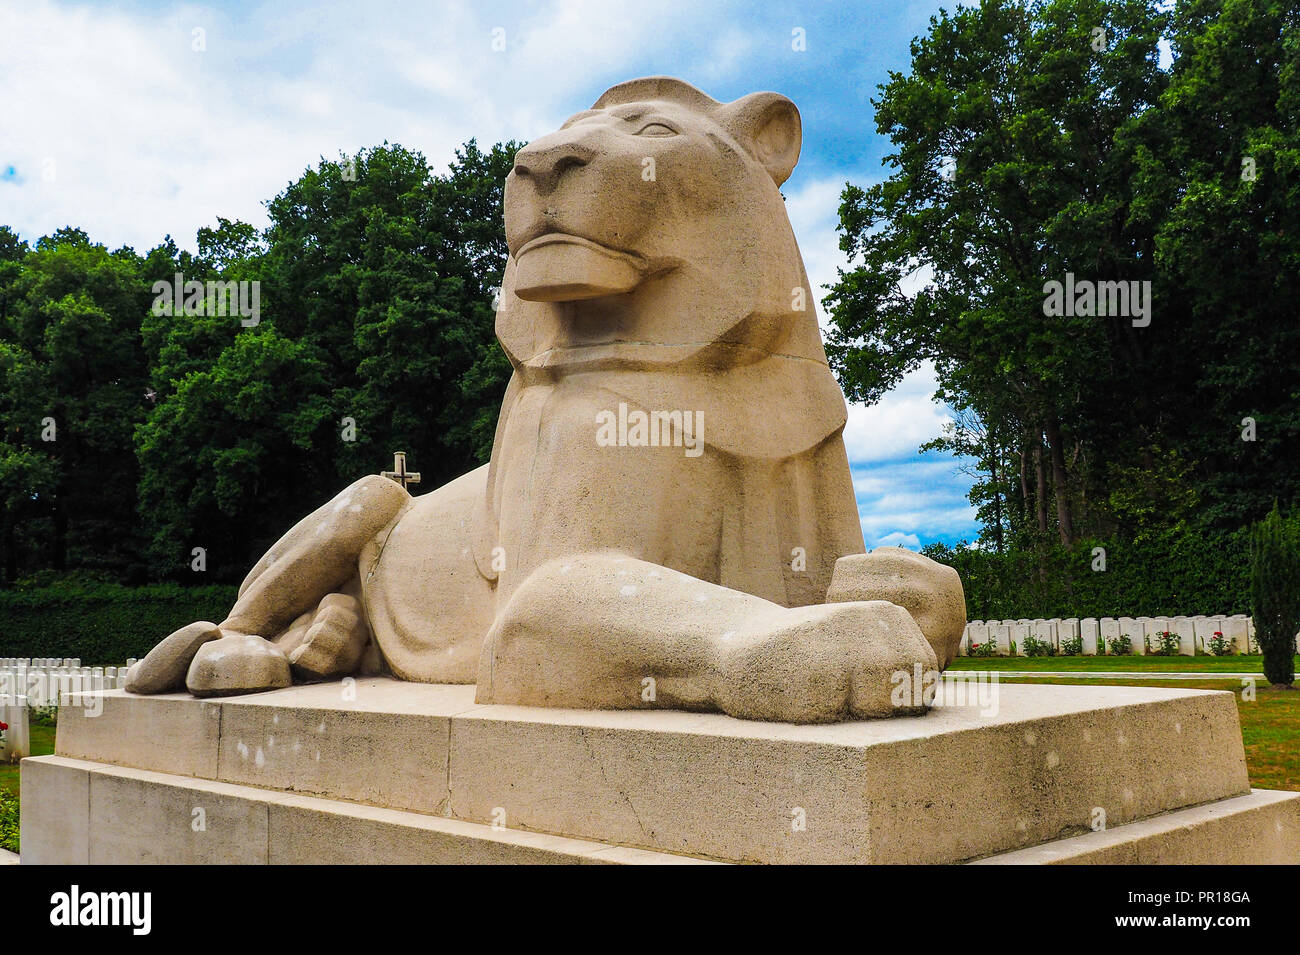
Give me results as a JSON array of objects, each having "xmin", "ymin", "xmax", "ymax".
[
  {"xmin": 949, "ymin": 654, "xmax": 1300, "ymax": 672},
  {"xmin": 0, "ymin": 721, "xmax": 55, "ymax": 854},
  {"xmin": 1002, "ymin": 676, "xmax": 1300, "ymax": 792},
  {"xmin": 0, "ymin": 721, "xmax": 56, "ymax": 798}
]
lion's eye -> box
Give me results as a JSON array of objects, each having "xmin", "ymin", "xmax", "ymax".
[{"xmin": 636, "ymin": 122, "xmax": 677, "ymax": 137}]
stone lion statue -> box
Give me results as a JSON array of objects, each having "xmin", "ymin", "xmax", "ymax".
[{"xmin": 127, "ymin": 76, "xmax": 965, "ymax": 723}]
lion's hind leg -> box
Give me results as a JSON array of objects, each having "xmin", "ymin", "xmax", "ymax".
[{"xmin": 127, "ymin": 475, "xmax": 409, "ymax": 697}]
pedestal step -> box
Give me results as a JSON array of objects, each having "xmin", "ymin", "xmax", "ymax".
[
  {"xmin": 972, "ymin": 789, "xmax": 1300, "ymax": 864},
  {"xmin": 20, "ymin": 756, "xmax": 718, "ymax": 865}
]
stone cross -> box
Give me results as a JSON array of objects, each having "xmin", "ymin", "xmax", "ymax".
[{"xmin": 380, "ymin": 451, "xmax": 421, "ymax": 490}]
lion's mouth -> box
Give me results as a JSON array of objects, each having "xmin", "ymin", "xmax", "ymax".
[
  {"xmin": 515, "ymin": 232, "xmax": 637, "ymax": 261},
  {"xmin": 512, "ymin": 233, "xmax": 647, "ymax": 302}
]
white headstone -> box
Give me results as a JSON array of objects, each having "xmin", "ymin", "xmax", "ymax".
[
  {"xmin": 990, "ymin": 623, "xmax": 1012, "ymax": 656},
  {"xmin": 1080, "ymin": 618, "xmax": 1100, "ymax": 655},
  {"xmin": 1010, "ymin": 622, "xmax": 1031, "ymax": 656},
  {"xmin": 1032, "ymin": 619, "xmax": 1057, "ymax": 651},
  {"xmin": 1192, "ymin": 615, "xmax": 1219, "ymax": 654},
  {"xmin": 0, "ymin": 697, "xmax": 30, "ymax": 761},
  {"xmin": 1143, "ymin": 617, "xmax": 1172, "ymax": 654},
  {"xmin": 1059, "ymin": 618, "xmax": 1080, "ymax": 651},
  {"xmin": 1117, "ymin": 617, "xmax": 1141, "ymax": 656},
  {"xmin": 1222, "ymin": 616, "xmax": 1250, "ymax": 654}
]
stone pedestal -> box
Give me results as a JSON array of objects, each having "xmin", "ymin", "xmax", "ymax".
[{"xmin": 22, "ymin": 680, "xmax": 1300, "ymax": 864}]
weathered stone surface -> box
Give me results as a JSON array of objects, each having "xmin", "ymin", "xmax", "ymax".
[
  {"xmin": 20, "ymin": 757, "xmax": 88, "ymax": 864},
  {"xmin": 24, "ymin": 755, "xmax": 713, "ymax": 865},
  {"xmin": 972, "ymin": 790, "xmax": 1300, "ymax": 865},
  {"xmin": 475, "ymin": 556, "xmax": 937, "ymax": 722},
  {"xmin": 57, "ymin": 692, "xmax": 220, "ymax": 777},
  {"xmin": 37, "ymin": 679, "xmax": 1263, "ymax": 865},
  {"xmin": 287, "ymin": 593, "xmax": 369, "ymax": 681},
  {"xmin": 186, "ymin": 633, "xmax": 291, "ymax": 697},
  {"xmin": 124, "ymin": 621, "xmax": 221, "ymax": 694},
  {"xmin": 826, "ymin": 546, "xmax": 966, "ymax": 668}
]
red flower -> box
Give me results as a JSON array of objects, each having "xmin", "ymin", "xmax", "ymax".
[{"xmin": 0, "ymin": 721, "xmax": 7, "ymax": 732}]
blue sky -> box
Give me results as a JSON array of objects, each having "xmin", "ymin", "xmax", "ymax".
[{"xmin": 0, "ymin": 0, "xmax": 981, "ymax": 549}]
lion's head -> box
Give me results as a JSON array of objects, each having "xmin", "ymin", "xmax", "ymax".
[
  {"xmin": 496, "ymin": 76, "xmax": 828, "ymax": 376},
  {"xmin": 477, "ymin": 78, "xmax": 865, "ymax": 606}
]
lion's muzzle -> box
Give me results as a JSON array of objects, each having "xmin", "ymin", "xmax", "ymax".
[{"xmin": 512, "ymin": 233, "xmax": 646, "ymax": 302}]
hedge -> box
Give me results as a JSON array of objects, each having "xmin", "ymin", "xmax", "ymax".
[
  {"xmin": 924, "ymin": 527, "xmax": 1252, "ymax": 622},
  {"xmin": 0, "ymin": 790, "xmax": 17, "ymax": 854},
  {"xmin": 0, "ymin": 524, "xmax": 1257, "ymax": 662},
  {"xmin": 0, "ymin": 582, "xmax": 239, "ymax": 664}
]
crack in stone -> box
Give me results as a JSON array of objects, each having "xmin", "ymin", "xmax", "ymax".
[{"xmin": 578, "ymin": 727, "xmax": 649, "ymax": 843}]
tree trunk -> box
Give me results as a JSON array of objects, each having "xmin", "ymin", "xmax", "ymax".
[
  {"xmin": 53, "ymin": 496, "xmax": 67, "ymax": 571},
  {"xmin": 2, "ymin": 518, "xmax": 15, "ymax": 583},
  {"xmin": 1034, "ymin": 437, "xmax": 1049, "ymax": 536},
  {"xmin": 1044, "ymin": 416, "xmax": 1075, "ymax": 546},
  {"xmin": 1018, "ymin": 446, "xmax": 1030, "ymax": 525},
  {"xmin": 989, "ymin": 438, "xmax": 1005, "ymax": 554}
]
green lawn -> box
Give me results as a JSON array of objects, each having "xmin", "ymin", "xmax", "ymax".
[
  {"xmin": 1, "ymin": 721, "xmax": 55, "ymax": 854},
  {"xmin": 1002, "ymin": 676, "xmax": 1300, "ymax": 792},
  {"xmin": 0, "ymin": 721, "xmax": 56, "ymax": 798},
  {"xmin": 949, "ymin": 654, "xmax": 1300, "ymax": 672}
]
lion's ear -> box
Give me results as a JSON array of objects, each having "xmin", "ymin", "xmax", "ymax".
[{"xmin": 720, "ymin": 92, "xmax": 802, "ymax": 186}]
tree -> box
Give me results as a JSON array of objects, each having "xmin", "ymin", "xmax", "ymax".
[
  {"xmin": 825, "ymin": 0, "xmax": 1171, "ymax": 554},
  {"xmin": 921, "ymin": 406, "xmax": 1017, "ymax": 552},
  {"xmin": 1144, "ymin": 0, "xmax": 1300, "ymax": 528},
  {"xmin": 827, "ymin": 0, "xmax": 1300, "ymax": 597},
  {"xmin": 135, "ymin": 140, "xmax": 518, "ymax": 580},
  {"xmin": 0, "ymin": 229, "xmax": 150, "ymax": 579},
  {"xmin": 433, "ymin": 140, "xmax": 518, "ymax": 462},
  {"xmin": 135, "ymin": 326, "xmax": 334, "ymax": 579},
  {"xmin": 1248, "ymin": 504, "xmax": 1299, "ymax": 687},
  {"xmin": 2, "ymin": 139, "xmax": 518, "ymax": 584}
]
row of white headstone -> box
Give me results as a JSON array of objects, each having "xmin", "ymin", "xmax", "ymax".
[
  {"xmin": 0, "ymin": 659, "xmax": 137, "ymax": 761},
  {"xmin": 959, "ymin": 615, "xmax": 1260, "ymax": 656},
  {"xmin": 0, "ymin": 660, "xmax": 137, "ymax": 705}
]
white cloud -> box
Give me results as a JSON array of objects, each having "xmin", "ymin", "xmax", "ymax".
[
  {"xmin": 841, "ymin": 366, "xmax": 952, "ymax": 464},
  {"xmin": 874, "ymin": 532, "xmax": 920, "ymax": 549},
  {"xmin": 0, "ymin": 0, "xmax": 982, "ymax": 547},
  {"xmin": 782, "ymin": 173, "xmax": 849, "ymax": 303},
  {"xmin": 0, "ymin": 0, "xmax": 753, "ymax": 253}
]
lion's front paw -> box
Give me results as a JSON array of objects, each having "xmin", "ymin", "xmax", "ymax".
[
  {"xmin": 714, "ymin": 600, "xmax": 937, "ymax": 723},
  {"xmin": 186, "ymin": 633, "xmax": 291, "ymax": 697},
  {"xmin": 125, "ymin": 621, "xmax": 222, "ymax": 695},
  {"xmin": 827, "ymin": 547, "xmax": 966, "ymax": 669}
]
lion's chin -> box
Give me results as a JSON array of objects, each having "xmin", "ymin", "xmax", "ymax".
[{"xmin": 512, "ymin": 234, "xmax": 645, "ymax": 302}]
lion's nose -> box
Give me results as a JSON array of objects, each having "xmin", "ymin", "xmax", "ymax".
[{"xmin": 511, "ymin": 141, "xmax": 595, "ymax": 196}]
